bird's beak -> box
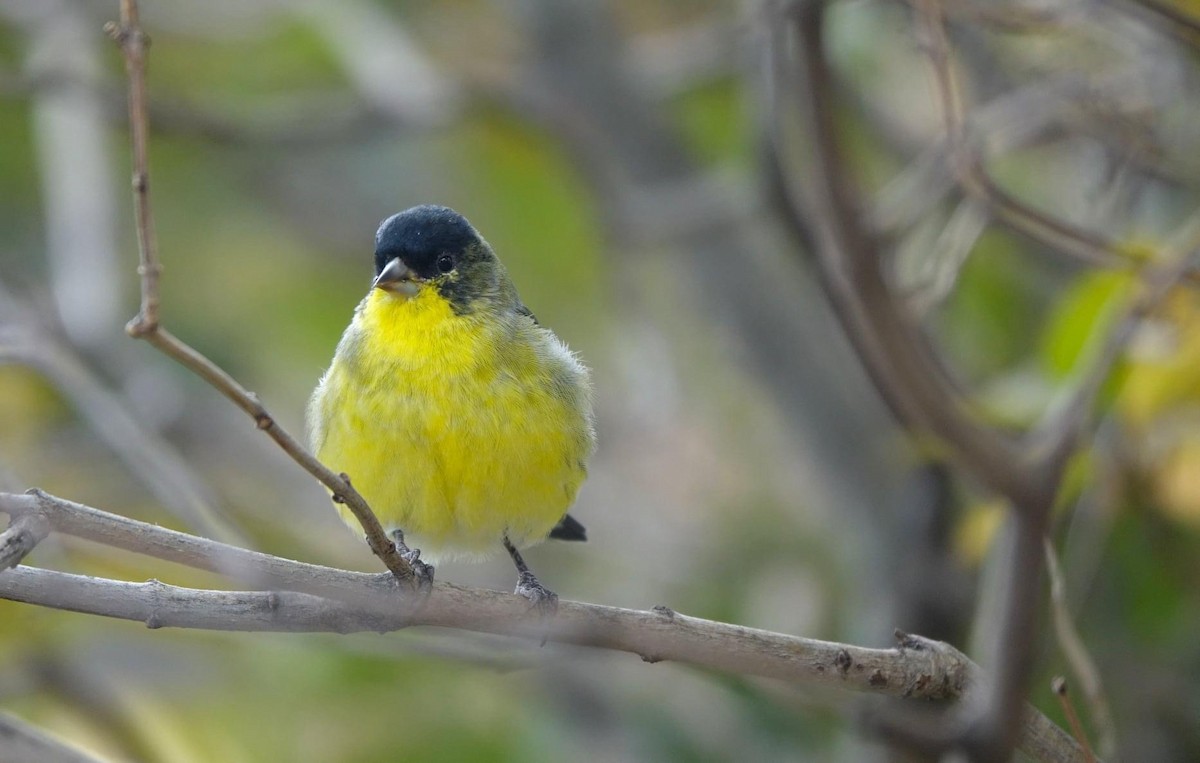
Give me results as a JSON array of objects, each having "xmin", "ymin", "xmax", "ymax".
[{"xmin": 373, "ymin": 257, "xmax": 421, "ymax": 297}]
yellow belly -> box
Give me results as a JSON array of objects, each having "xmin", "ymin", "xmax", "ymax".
[{"xmin": 310, "ymin": 288, "xmax": 591, "ymax": 560}]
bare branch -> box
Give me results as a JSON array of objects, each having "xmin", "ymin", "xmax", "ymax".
[
  {"xmin": 0, "ymin": 488, "xmax": 1088, "ymax": 763},
  {"xmin": 103, "ymin": 0, "xmax": 413, "ymax": 585},
  {"xmin": 104, "ymin": 0, "xmax": 159, "ymax": 336}
]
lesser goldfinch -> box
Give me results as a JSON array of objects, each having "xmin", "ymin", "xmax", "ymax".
[{"xmin": 307, "ymin": 205, "xmax": 595, "ymax": 608}]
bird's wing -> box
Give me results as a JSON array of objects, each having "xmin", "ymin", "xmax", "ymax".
[{"xmin": 516, "ymin": 303, "xmax": 539, "ymax": 325}]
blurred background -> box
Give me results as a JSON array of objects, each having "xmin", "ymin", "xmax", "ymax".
[{"xmin": 1, "ymin": 0, "xmax": 1199, "ymax": 760}]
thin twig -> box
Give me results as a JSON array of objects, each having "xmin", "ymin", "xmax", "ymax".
[
  {"xmin": 1046, "ymin": 543, "xmax": 1117, "ymax": 760},
  {"xmin": 104, "ymin": 0, "xmax": 414, "ymax": 584},
  {"xmin": 1052, "ymin": 678, "xmax": 1098, "ymax": 763},
  {"xmin": 103, "ymin": 0, "xmax": 158, "ymax": 337},
  {"xmin": 0, "ymin": 489, "xmax": 1089, "ymax": 763}
]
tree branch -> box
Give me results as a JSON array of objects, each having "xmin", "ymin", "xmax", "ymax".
[
  {"xmin": 103, "ymin": 0, "xmax": 413, "ymax": 585},
  {"xmin": 0, "ymin": 488, "xmax": 1088, "ymax": 762}
]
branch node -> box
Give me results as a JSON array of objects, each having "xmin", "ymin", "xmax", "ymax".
[
  {"xmin": 106, "ymin": 21, "xmax": 150, "ymax": 51},
  {"xmin": 125, "ymin": 314, "xmax": 159, "ymax": 338},
  {"xmin": 651, "ymin": 604, "xmax": 675, "ymax": 620},
  {"xmin": 0, "ymin": 514, "xmax": 50, "ymax": 570},
  {"xmin": 835, "ymin": 648, "xmax": 853, "ymax": 675}
]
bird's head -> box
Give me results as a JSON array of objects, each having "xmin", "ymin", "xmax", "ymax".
[{"xmin": 371, "ymin": 205, "xmax": 503, "ymax": 314}]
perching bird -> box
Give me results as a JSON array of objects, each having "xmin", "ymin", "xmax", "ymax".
[{"xmin": 307, "ymin": 205, "xmax": 595, "ymax": 609}]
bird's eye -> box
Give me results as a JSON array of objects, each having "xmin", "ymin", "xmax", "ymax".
[{"xmin": 436, "ymin": 254, "xmax": 455, "ymax": 273}]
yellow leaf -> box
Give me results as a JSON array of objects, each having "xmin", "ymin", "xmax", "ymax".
[
  {"xmin": 1154, "ymin": 436, "xmax": 1200, "ymax": 528},
  {"xmin": 955, "ymin": 500, "xmax": 1005, "ymax": 567}
]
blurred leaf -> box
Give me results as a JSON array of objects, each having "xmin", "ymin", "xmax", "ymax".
[
  {"xmin": 940, "ymin": 231, "xmax": 1051, "ymax": 379},
  {"xmin": 954, "ymin": 499, "xmax": 1004, "ymax": 568},
  {"xmin": 1040, "ymin": 269, "xmax": 1133, "ymax": 379},
  {"xmin": 1120, "ymin": 289, "xmax": 1200, "ymax": 428},
  {"xmin": 0, "ymin": 367, "xmax": 66, "ymax": 442},
  {"xmin": 1154, "ymin": 434, "xmax": 1200, "ymax": 529},
  {"xmin": 671, "ymin": 79, "xmax": 747, "ymax": 167},
  {"xmin": 150, "ymin": 20, "xmax": 343, "ymax": 106}
]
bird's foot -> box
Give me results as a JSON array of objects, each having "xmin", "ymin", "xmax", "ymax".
[
  {"xmin": 515, "ymin": 570, "xmax": 558, "ymax": 618},
  {"xmin": 391, "ymin": 529, "xmax": 435, "ymax": 594},
  {"xmin": 403, "ymin": 550, "xmax": 435, "ymax": 594}
]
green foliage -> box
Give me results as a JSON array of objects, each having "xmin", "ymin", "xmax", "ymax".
[{"xmin": 1040, "ymin": 269, "xmax": 1134, "ymax": 379}]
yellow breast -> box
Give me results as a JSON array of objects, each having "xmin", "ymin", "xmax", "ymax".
[{"xmin": 308, "ymin": 287, "xmax": 593, "ymax": 560}]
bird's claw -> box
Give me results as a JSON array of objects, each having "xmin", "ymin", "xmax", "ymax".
[
  {"xmin": 515, "ymin": 571, "xmax": 558, "ymax": 617},
  {"xmin": 391, "ymin": 529, "xmax": 435, "ymax": 594},
  {"xmin": 402, "ymin": 548, "xmax": 435, "ymax": 594}
]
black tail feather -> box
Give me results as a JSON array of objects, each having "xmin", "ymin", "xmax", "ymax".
[{"xmin": 547, "ymin": 513, "xmax": 587, "ymax": 542}]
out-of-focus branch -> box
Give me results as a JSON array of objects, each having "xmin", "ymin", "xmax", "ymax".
[
  {"xmin": 896, "ymin": 0, "xmax": 1068, "ymax": 32},
  {"xmin": 912, "ymin": 0, "xmax": 1139, "ymax": 275},
  {"xmin": 869, "ymin": 68, "xmax": 1197, "ymax": 241},
  {"xmin": 1045, "ymin": 544, "xmax": 1116, "ymax": 760},
  {"xmin": 25, "ymin": 1, "xmax": 122, "ymax": 350},
  {"xmin": 1110, "ymin": 0, "xmax": 1200, "ymax": 47},
  {"xmin": 0, "ymin": 710, "xmax": 105, "ymax": 763},
  {"xmin": 0, "ymin": 291, "xmax": 238, "ymax": 542},
  {"xmin": 103, "ymin": 0, "xmax": 414, "ymax": 585},
  {"xmin": 0, "ymin": 489, "xmax": 1088, "ymax": 763},
  {"xmin": 768, "ymin": 0, "xmax": 1036, "ymax": 507},
  {"xmin": 768, "ymin": 2, "xmax": 1082, "ymax": 760}
]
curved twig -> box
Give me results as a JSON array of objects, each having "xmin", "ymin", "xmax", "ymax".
[{"xmin": 104, "ymin": 0, "xmax": 413, "ymax": 585}]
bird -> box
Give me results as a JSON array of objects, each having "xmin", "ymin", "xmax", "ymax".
[{"xmin": 307, "ymin": 205, "xmax": 595, "ymax": 610}]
